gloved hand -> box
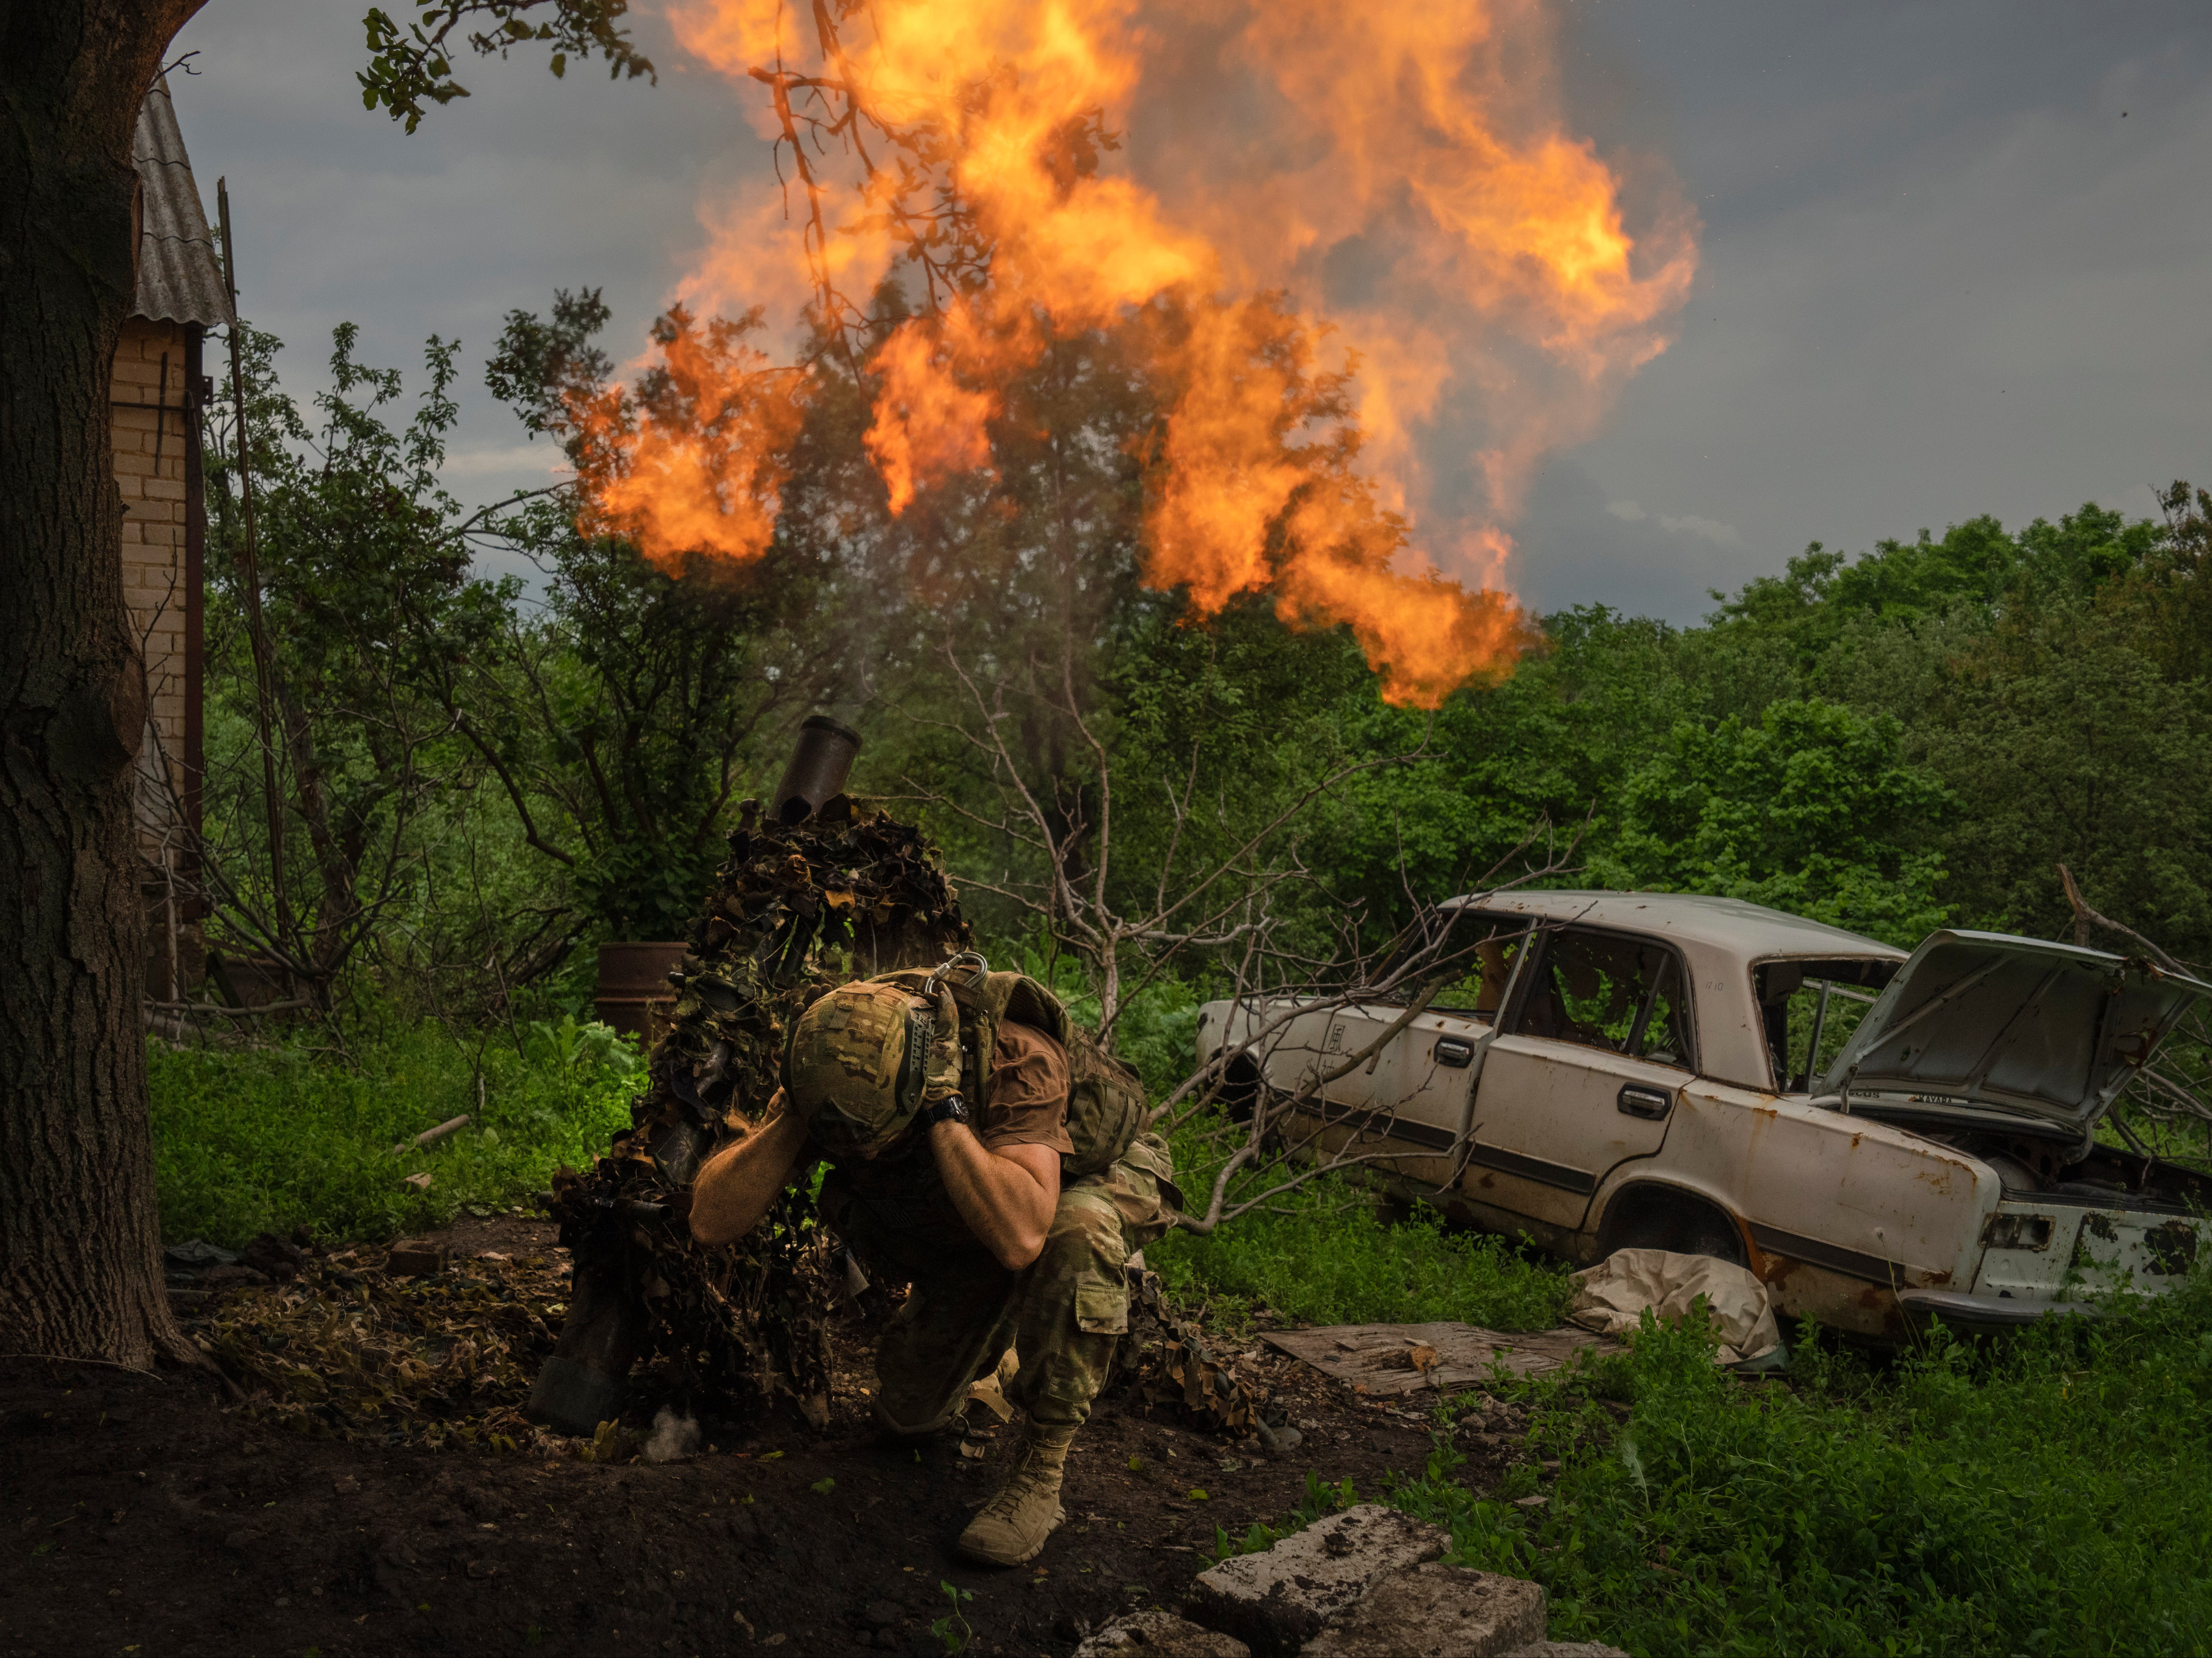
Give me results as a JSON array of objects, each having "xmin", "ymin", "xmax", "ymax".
[{"xmin": 922, "ymin": 982, "xmax": 964, "ymax": 1103}]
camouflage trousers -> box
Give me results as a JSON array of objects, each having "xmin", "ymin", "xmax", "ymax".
[{"xmin": 833, "ymin": 1133, "xmax": 1178, "ymax": 1436}]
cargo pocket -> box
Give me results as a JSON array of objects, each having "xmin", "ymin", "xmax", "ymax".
[
  {"xmin": 1073, "ymin": 1271, "xmax": 1129, "ymax": 1335},
  {"xmin": 1114, "ymin": 1132, "xmax": 1184, "ymax": 1240},
  {"xmin": 1121, "ymin": 1131, "xmax": 1176, "ymax": 1183}
]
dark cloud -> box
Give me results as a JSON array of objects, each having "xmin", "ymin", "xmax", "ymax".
[
  {"xmin": 165, "ymin": 0, "xmax": 777, "ymax": 553},
  {"xmin": 1521, "ymin": 0, "xmax": 2212, "ymax": 617},
  {"xmin": 1510, "ymin": 455, "xmax": 1751, "ymax": 625}
]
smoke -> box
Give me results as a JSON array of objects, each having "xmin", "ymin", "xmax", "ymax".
[{"xmin": 642, "ymin": 1406, "xmax": 701, "ymax": 1464}]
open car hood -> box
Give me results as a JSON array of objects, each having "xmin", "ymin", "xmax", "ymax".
[{"xmin": 1817, "ymin": 929, "xmax": 2212, "ymax": 1135}]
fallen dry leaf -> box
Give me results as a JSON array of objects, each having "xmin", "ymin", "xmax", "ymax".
[{"xmin": 178, "ymin": 1250, "xmax": 574, "ymax": 1455}]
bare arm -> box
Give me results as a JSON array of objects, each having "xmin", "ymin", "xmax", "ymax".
[
  {"xmin": 929, "ymin": 1124, "xmax": 1061, "ymax": 1271},
  {"xmin": 688, "ymin": 1090, "xmax": 811, "ymax": 1246}
]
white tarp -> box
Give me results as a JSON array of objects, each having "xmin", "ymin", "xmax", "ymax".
[{"xmin": 1566, "ymin": 1248, "xmax": 1784, "ymax": 1365}]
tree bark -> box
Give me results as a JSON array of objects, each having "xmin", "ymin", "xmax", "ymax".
[{"xmin": 1, "ymin": 0, "xmax": 207, "ymax": 1368}]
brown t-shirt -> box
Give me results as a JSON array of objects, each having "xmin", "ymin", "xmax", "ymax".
[{"xmin": 980, "ymin": 1021, "xmax": 1075, "ymax": 1157}]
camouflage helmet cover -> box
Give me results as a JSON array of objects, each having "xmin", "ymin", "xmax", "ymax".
[{"xmin": 786, "ymin": 980, "xmax": 930, "ymax": 1158}]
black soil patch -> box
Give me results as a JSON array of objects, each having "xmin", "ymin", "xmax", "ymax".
[{"xmin": 2, "ymin": 1222, "xmax": 1476, "ymax": 1658}]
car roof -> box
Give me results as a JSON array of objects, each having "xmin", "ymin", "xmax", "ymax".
[{"xmin": 1446, "ymin": 889, "xmax": 1908, "ymax": 961}]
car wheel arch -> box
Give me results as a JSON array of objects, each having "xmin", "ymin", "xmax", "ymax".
[
  {"xmin": 1215, "ymin": 1053, "xmax": 1262, "ymax": 1124},
  {"xmin": 1594, "ymin": 1179, "xmax": 1751, "ymax": 1268}
]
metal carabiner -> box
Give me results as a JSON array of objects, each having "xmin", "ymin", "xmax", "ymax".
[{"xmin": 922, "ymin": 949, "xmax": 990, "ymax": 999}]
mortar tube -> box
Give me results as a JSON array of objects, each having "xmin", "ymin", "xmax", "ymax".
[{"xmin": 771, "ymin": 714, "xmax": 864, "ymax": 825}]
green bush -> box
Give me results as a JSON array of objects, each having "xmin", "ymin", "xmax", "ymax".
[{"xmin": 149, "ymin": 1014, "xmax": 642, "ymax": 1246}]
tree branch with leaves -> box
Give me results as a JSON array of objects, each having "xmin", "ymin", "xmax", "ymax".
[{"xmin": 359, "ymin": 0, "xmax": 654, "ymax": 132}]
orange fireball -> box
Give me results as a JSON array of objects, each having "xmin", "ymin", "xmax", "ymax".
[{"xmin": 578, "ymin": 0, "xmax": 1698, "ymax": 706}]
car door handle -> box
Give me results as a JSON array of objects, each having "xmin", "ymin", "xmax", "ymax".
[
  {"xmin": 1617, "ymin": 1084, "xmax": 1673, "ymax": 1121},
  {"xmin": 1434, "ymin": 1037, "xmax": 1475, "ymax": 1068}
]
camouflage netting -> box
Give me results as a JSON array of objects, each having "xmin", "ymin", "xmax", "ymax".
[
  {"xmin": 543, "ymin": 797, "xmax": 971, "ymax": 1425},
  {"xmin": 1113, "ymin": 1269, "xmax": 1265, "ymax": 1437}
]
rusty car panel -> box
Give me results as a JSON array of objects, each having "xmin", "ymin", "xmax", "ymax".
[{"xmin": 1644, "ymin": 1080, "xmax": 1998, "ymax": 1336}]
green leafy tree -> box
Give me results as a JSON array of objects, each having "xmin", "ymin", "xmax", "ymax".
[
  {"xmin": 2108, "ymin": 478, "xmax": 2212, "ymax": 685},
  {"xmin": 1917, "ymin": 601, "xmax": 2212, "ymax": 959},
  {"xmin": 1600, "ymin": 698, "xmax": 1952, "ymax": 946},
  {"xmin": 2009, "ymin": 501, "xmax": 2165, "ymax": 596},
  {"xmin": 1280, "ymin": 607, "xmax": 1692, "ymax": 936},
  {"xmin": 5, "ymin": 0, "xmax": 652, "ymax": 1371},
  {"xmin": 1710, "ymin": 505, "xmax": 2168, "ymax": 673},
  {"xmin": 358, "ymin": 0, "xmax": 654, "ymax": 131},
  {"xmin": 1708, "ymin": 516, "xmax": 2018, "ymax": 671},
  {"xmin": 197, "ymin": 323, "xmax": 508, "ymax": 1000}
]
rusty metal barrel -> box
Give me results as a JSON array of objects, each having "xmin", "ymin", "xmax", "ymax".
[
  {"xmin": 771, "ymin": 713, "xmax": 863, "ymax": 825},
  {"xmin": 593, "ymin": 940, "xmax": 686, "ymax": 1040}
]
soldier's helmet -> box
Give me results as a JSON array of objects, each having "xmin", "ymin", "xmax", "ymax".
[{"xmin": 785, "ymin": 980, "xmax": 932, "ymax": 1158}]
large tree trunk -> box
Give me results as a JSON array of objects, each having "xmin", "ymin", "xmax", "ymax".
[{"xmin": 1, "ymin": 0, "xmax": 207, "ymax": 1368}]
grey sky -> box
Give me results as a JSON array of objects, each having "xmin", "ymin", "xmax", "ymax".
[{"xmin": 165, "ymin": 0, "xmax": 2212, "ymax": 623}]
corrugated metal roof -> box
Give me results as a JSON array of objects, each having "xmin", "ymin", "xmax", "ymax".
[{"xmin": 131, "ymin": 77, "xmax": 231, "ymax": 328}]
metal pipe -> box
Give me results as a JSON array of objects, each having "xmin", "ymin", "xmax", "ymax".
[{"xmin": 1801, "ymin": 980, "xmax": 1832, "ymax": 1092}]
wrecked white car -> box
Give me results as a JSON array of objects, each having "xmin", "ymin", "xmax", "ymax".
[{"xmin": 1197, "ymin": 891, "xmax": 2211, "ymax": 1339}]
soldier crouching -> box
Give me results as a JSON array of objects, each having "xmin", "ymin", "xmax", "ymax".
[{"xmin": 688, "ymin": 972, "xmax": 1176, "ymax": 1566}]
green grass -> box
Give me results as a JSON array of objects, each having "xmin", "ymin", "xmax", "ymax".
[
  {"xmin": 149, "ymin": 1014, "xmax": 642, "ymax": 1246},
  {"xmin": 1369, "ymin": 1282, "xmax": 2212, "ymax": 1657},
  {"xmin": 1147, "ymin": 1171, "xmax": 1575, "ymax": 1330}
]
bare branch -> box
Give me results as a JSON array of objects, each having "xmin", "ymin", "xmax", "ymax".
[{"xmin": 2057, "ymin": 862, "xmax": 2198, "ymax": 976}]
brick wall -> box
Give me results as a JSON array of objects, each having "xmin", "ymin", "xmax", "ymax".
[{"xmin": 113, "ymin": 316, "xmax": 201, "ymax": 995}]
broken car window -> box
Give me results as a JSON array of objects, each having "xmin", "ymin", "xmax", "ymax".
[
  {"xmin": 1755, "ymin": 958, "xmax": 1899, "ymax": 1091},
  {"xmin": 1637, "ymin": 956, "xmax": 1692, "ymax": 1068},
  {"xmin": 1383, "ymin": 912, "xmax": 1529, "ymax": 1016},
  {"xmin": 1425, "ymin": 928, "xmax": 1529, "ymax": 1014},
  {"xmin": 1513, "ymin": 928, "xmax": 1693, "ymax": 1069}
]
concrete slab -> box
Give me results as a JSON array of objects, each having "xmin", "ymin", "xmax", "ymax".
[
  {"xmin": 1258, "ymin": 1324, "xmax": 1619, "ymax": 1397},
  {"xmin": 1186, "ymin": 1505, "xmax": 1448, "ymax": 1657},
  {"xmin": 1300, "ymin": 1563, "xmax": 1546, "ymax": 1657}
]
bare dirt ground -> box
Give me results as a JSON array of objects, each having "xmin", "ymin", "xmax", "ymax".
[{"xmin": 1, "ymin": 1220, "xmax": 1492, "ymax": 1658}]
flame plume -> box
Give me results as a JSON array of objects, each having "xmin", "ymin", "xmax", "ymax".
[
  {"xmin": 582, "ymin": 0, "xmax": 1696, "ymax": 706},
  {"xmin": 573, "ymin": 307, "xmax": 805, "ymax": 571}
]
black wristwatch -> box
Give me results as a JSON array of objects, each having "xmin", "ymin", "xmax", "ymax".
[{"xmin": 920, "ymin": 1094, "xmax": 971, "ymax": 1129}]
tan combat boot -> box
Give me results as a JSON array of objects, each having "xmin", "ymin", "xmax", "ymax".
[{"xmin": 957, "ymin": 1422, "xmax": 1076, "ymax": 1566}]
